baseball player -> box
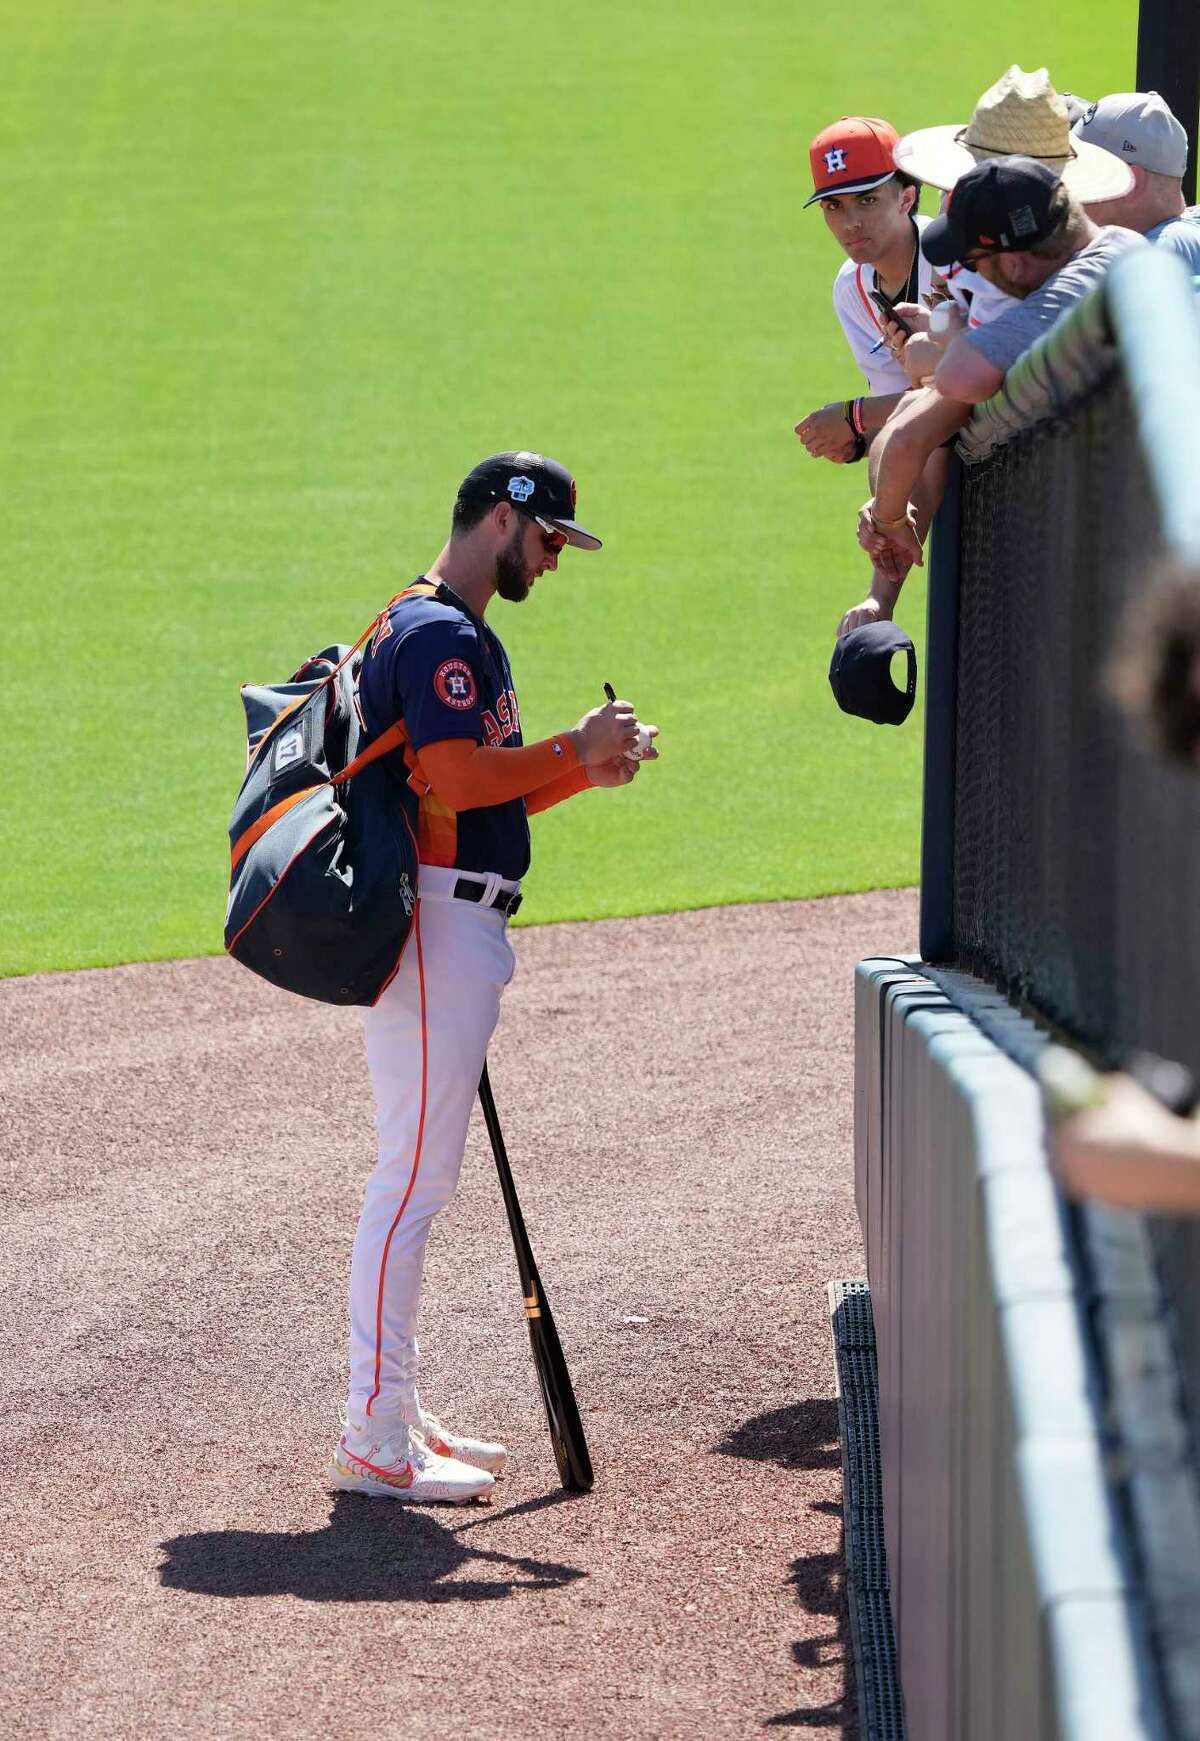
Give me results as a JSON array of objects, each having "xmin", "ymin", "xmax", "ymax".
[{"xmin": 329, "ymin": 451, "xmax": 657, "ymax": 1505}]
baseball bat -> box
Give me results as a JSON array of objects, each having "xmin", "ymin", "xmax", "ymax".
[{"xmin": 478, "ymin": 1063, "xmax": 594, "ymax": 1493}]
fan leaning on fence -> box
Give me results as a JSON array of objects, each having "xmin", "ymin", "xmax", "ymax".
[
  {"xmin": 857, "ymin": 156, "xmax": 1146, "ymax": 581},
  {"xmin": 804, "ymin": 64, "xmax": 1134, "ymax": 643}
]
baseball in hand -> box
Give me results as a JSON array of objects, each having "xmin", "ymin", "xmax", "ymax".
[{"xmin": 628, "ymin": 723, "xmax": 657, "ymax": 761}]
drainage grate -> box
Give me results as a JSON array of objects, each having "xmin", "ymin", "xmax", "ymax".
[
  {"xmin": 844, "ymin": 1503, "xmax": 889, "ymax": 1590},
  {"xmin": 829, "ymin": 1279, "xmax": 906, "ymax": 1741}
]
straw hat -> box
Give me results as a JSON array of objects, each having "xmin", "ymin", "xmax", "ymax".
[{"xmin": 894, "ymin": 66, "xmax": 1134, "ymax": 201}]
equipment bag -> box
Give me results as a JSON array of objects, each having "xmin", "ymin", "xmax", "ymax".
[{"xmin": 224, "ymin": 608, "xmax": 419, "ymax": 1006}]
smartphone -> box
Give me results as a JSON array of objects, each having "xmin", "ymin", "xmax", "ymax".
[{"xmin": 869, "ymin": 287, "xmax": 912, "ymax": 337}]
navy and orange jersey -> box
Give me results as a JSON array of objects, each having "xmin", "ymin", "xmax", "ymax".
[{"xmin": 355, "ymin": 578, "xmax": 531, "ymax": 880}]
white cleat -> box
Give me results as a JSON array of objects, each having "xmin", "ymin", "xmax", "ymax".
[
  {"xmin": 418, "ymin": 1408, "xmax": 509, "ymax": 1476},
  {"xmin": 329, "ymin": 1411, "xmax": 494, "ymax": 1505}
]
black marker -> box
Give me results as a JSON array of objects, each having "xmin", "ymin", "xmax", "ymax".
[{"xmin": 603, "ymin": 683, "xmax": 616, "ymax": 703}]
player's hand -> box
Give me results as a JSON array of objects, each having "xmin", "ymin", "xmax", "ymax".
[
  {"xmin": 586, "ymin": 755, "xmax": 639, "ymax": 787},
  {"xmin": 572, "ymin": 699, "xmax": 638, "ymax": 766},
  {"xmin": 838, "ymin": 595, "xmax": 892, "ymax": 639},
  {"xmin": 794, "ymin": 403, "xmax": 858, "ymax": 463}
]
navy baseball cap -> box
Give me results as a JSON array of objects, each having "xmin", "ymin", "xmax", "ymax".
[
  {"xmin": 457, "ymin": 451, "xmax": 602, "ymax": 550},
  {"xmin": 829, "ymin": 621, "xmax": 917, "ymax": 725},
  {"xmin": 920, "ymin": 155, "xmax": 1062, "ymax": 267}
]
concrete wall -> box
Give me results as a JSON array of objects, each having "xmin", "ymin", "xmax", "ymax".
[{"xmin": 855, "ymin": 958, "xmax": 1175, "ymax": 1741}]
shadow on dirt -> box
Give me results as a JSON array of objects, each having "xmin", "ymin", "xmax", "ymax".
[
  {"xmin": 713, "ymin": 1397, "xmax": 841, "ymax": 1471},
  {"xmin": 159, "ymin": 1492, "xmax": 587, "ymax": 1604},
  {"xmin": 765, "ymin": 1536, "xmax": 855, "ymax": 1733},
  {"xmin": 716, "ymin": 1402, "xmax": 855, "ymax": 1736}
]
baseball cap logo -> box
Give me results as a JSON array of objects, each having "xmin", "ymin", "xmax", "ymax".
[
  {"xmin": 507, "ymin": 475, "xmax": 535, "ymax": 503},
  {"xmin": 824, "ymin": 146, "xmax": 848, "ymax": 173}
]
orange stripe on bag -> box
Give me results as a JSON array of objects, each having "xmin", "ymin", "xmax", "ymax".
[
  {"xmin": 230, "ymin": 785, "xmax": 323, "ymax": 873},
  {"xmin": 243, "ymin": 595, "xmax": 414, "ymax": 776},
  {"xmin": 231, "ymin": 721, "xmax": 410, "ymax": 874}
]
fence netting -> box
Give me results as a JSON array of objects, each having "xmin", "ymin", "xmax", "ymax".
[
  {"xmin": 953, "ymin": 346, "xmax": 1200, "ymax": 1079},
  {"xmin": 925, "ymin": 260, "xmax": 1200, "ymax": 1734}
]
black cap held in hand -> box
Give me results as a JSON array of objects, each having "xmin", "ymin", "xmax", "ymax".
[
  {"xmin": 920, "ymin": 155, "xmax": 1063, "ymax": 268},
  {"xmin": 829, "ymin": 621, "xmax": 917, "ymax": 725},
  {"xmin": 457, "ymin": 451, "xmax": 602, "ymax": 550}
]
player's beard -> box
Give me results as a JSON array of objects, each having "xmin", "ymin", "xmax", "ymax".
[{"xmin": 495, "ymin": 524, "xmax": 533, "ymax": 603}]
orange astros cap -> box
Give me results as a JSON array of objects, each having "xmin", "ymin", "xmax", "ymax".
[{"xmin": 805, "ymin": 116, "xmax": 902, "ymax": 207}]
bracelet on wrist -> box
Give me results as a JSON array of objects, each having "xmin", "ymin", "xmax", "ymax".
[{"xmin": 871, "ymin": 507, "xmax": 912, "ymax": 531}]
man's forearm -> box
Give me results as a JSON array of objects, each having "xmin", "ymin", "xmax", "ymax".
[
  {"xmin": 910, "ymin": 445, "xmax": 951, "ymax": 541},
  {"xmin": 870, "ymin": 388, "xmax": 970, "ymax": 521},
  {"xmin": 857, "ymin": 392, "xmax": 908, "ymax": 437},
  {"xmin": 866, "ymin": 567, "xmax": 904, "ymax": 612}
]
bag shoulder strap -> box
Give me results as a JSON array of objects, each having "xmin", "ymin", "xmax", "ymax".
[
  {"xmin": 334, "ymin": 579, "xmax": 445, "ymax": 781},
  {"xmin": 244, "ymin": 593, "xmax": 418, "ymax": 774}
]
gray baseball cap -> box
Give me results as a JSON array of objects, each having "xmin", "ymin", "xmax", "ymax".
[{"xmin": 1072, "ymin": 92, "xmax": 1189, "ymax": 179}]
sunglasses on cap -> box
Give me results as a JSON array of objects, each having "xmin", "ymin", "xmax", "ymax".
[{"xmin": 522, "ymin": 511, "xmax": 568, "ymax": 553}]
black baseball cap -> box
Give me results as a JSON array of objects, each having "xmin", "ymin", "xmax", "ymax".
[
  {"xmin": 456, "ymin": 451, "xmax": 602, "ymax": 551},
  {"xmin": 920, "ymin": 155, "xmax": 1063, "ymax": 268},
  {"xmin": 829, "ymin": 621, "xmax": 917, "ymax": 725}
]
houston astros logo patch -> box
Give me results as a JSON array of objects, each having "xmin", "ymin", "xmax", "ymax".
[{"xmin": 434, "ymin": 658, "xmax": 477, "ymax": 710}]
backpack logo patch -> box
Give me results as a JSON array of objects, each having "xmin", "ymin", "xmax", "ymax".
[{"xmin": 274, "ymin": 726, "xmax": 305, "ymax": 772}]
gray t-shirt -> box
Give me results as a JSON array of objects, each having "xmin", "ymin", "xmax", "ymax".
[
  {"xmin": 1146, "ymin": 208, "xmax": 1200, "ymax": 274},
  {"xmin": 967, "ymin": 226, "xmax": 1146, "ymax": 374}
]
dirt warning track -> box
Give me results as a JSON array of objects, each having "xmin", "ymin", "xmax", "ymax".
[{"xmin": 1, "ymin": 890, "xmax": 915, "ymax": 1739}]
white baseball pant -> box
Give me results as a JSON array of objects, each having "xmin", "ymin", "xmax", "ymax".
[{"xmin": 346, "ymin": 864, "xmax": 518, "ymax": 1423}]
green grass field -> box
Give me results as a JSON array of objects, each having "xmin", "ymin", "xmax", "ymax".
[{"xmin": 1, "ymin": 1, "xmax": 1132, "ymax": 974}]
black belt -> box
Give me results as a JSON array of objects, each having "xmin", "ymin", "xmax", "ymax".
[{"xmin": 452, "ymin": 877, "xmax": 523, "ymax": 917}]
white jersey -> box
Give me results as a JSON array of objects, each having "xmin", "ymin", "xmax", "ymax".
[
  {"xmin": 831, "ymin": 211, "xmax": 1019, "ymax": 395},
  {"xmin": 831, "ymin": 215, "xmax": 938, "ymax": 395},
  {"xmin": 938, "ymin": 265, "xmax": 1020, "ymax": 329}
]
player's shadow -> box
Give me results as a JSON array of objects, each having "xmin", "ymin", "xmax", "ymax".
[
  {"xmin": 159, "ymin": 1491, "xmax": 586, "ymax": 1605},
  {"xmin": 713, "ymin": 1398, "xmax": 841, "ymax": 1471},
  {"xmin": 715, "ymin": 1403, "xmax": 855, "ymax": 1734}
]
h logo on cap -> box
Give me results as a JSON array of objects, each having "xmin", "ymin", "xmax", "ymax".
[
  {"xmin": 824, "ymin": 146, "xmax": 848, "ymax": 173},
  {"xmin": 507, "ymin": 475, "xmax": 535, "ymax": 503}
]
